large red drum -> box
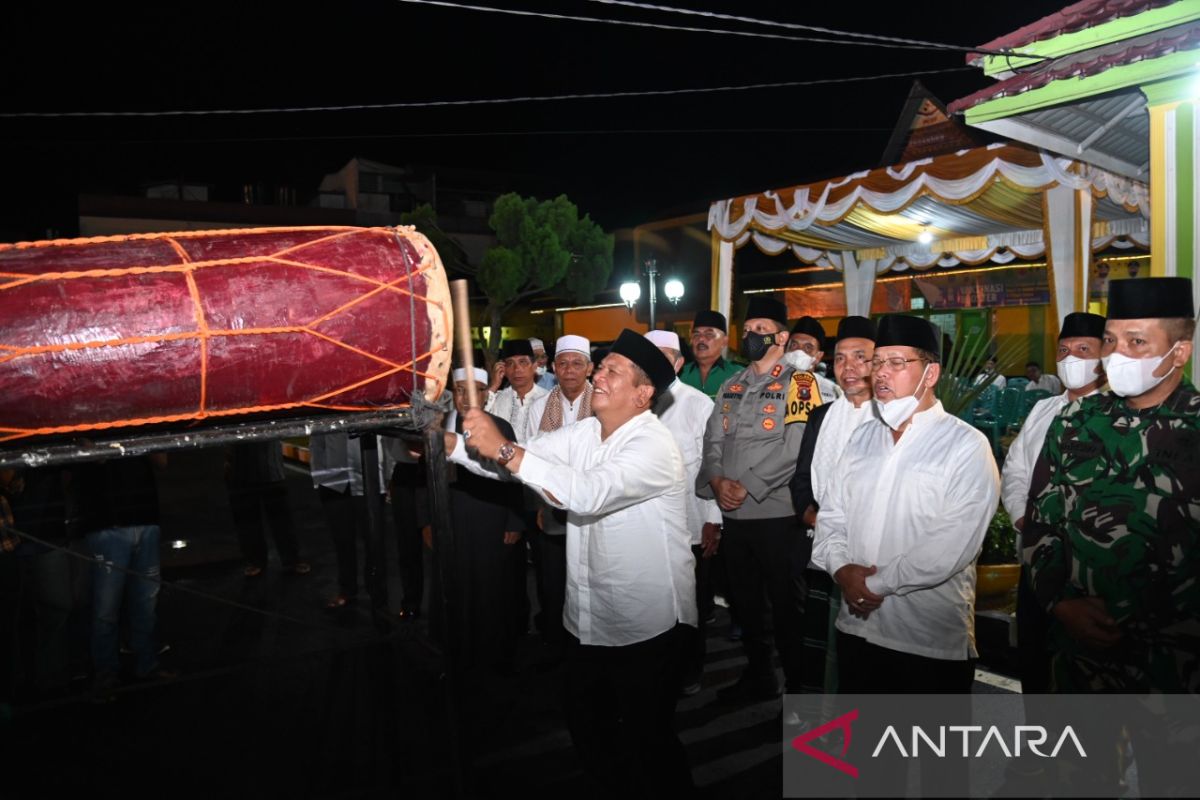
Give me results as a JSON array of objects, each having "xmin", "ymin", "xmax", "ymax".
[{"xmin": 0, "ymin": 226, "xmax": 452, "ymax": 445}]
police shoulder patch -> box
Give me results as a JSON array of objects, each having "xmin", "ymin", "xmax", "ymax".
[{"xmin": 785, "ymin": 372, "xmax": 824, "ymax": 424}]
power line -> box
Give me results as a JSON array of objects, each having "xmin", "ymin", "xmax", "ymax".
[
  {"xmin": 581, "ymin": 0, "xmax": 1046, "ymax": 60},
  {"xmin": 2, "ymin": 126, "xmax": 896, "ymax": 145},
  {"xmin": 0, "ymin": 67, "xmax": 971, "ymax": 119},
  {"xmin": 394, "ymin": 0, "xmax": 956, "ymax": 51}
]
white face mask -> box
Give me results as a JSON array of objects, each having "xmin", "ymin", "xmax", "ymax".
[
  {"xmin": 535, "ymin": 365, "xmax": 547, "ymax": 378},
  {"xmin": 1101, "ymin": 343, "xmax": 1179, "ymax": 398},
  {"xmin": 781, "ymin": 349, "xmax": 817, "ymax": 373},
  {"xmin": 1056, "ymin": 356, "xmax": 1102, "ymax": 391},
  {"xmin": 873, "ymin": 363, "xmax": 930, "ymax": 430}
]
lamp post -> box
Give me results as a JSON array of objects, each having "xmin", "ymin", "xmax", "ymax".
[{"xmin": 620, "ymin": 259, "xmax": 684, "ymax": 330}]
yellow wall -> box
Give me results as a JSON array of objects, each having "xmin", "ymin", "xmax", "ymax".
[{"xmin": 993, "ymin": 304, "xmax": 1055, "ymax": 373}]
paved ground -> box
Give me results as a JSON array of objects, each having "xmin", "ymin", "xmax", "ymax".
[{"xmin": 0, "ymin": 448, "xmax": 1018, "ymax": 798}]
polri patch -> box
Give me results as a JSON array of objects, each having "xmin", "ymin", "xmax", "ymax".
[{"xmin": 785, "ymin": 371, "xmax": 824, "ymax": 424}]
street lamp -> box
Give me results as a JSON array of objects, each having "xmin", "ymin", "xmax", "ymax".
[{"xmin": 620, "ymin": 259, "xmax": 683, "ymax": 330}]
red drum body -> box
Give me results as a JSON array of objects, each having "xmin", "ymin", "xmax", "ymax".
[{"xmin": 0, "ymin": 226, "xmax": 451, "ymax": 444}]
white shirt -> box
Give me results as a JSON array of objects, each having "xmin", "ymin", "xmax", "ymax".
[
  {"xmin": 656, "ymin": 380, "xmax": 723, "ymax": 545},
  {"xmin": 1026, "ymin": 374, "xmax": 1063, "ymax": 394},
  {"xmin": 451, "ymin": 411, "xmax": 697, "ymax": 646},
  {"xmin": 309, "ymin": 433, "xmax": 390, "ymax": 495},
  {"xmin": 524, "ymin": 387, "xmax": 587, "ymax": 443},
  {"xmin": 812, "ymin": 401, "xmax": 999, "ymax": 660},
  {"xmin": 974, "ymin": 373, "xmax": 1006, "ymax": 390},
  {"xmin": 809, "ymin": 397, "xmax": 875, "ymax": 510},
  {"xmin": 485, "ymin": 384, "xmax": 549, "ymax": 443},
  {"xmin": 1000, "ymin": 389, "xmax": 1096, "ymax": 526}
]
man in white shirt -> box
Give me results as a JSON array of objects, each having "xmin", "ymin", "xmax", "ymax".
[
  {"xmin": 1001, "ymin": 312, "xmax": 1105, "ymax": 693},
  {"xmin": 530, "ymin": 336, "xmax": 558, "ymax": 391},
  {"xmin": 813, "ymin": 314, "xmax": 999, "ymax": 687},
  {"xmin": 974, "ymin": 355, "xmax": 1007, "ymax": 390},
  {"xmin": 524, "ymin": 334, "xmax": 594, "ymax": 647},
  {"xmin": 1024, "ymin": 361, "xmax": 1063, "ymax": 394},
  {"xmin": 484, "ymin": 339, "xmax": 550, "ymax": 442},
  {"xmin": 646, "ymin": 329, "xmax": 723, "ymax": 696},
  {"xmin": 788, "ymin": 315, "xmax": 877, "ymax": 693},
  {"xmin": 455, "ymin": 328, "xmax": 697, "ymax": 796}
]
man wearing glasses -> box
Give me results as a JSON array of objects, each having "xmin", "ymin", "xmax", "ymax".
[
  {"xmin": 680, "ymin": 310, "xmax": 741, "ymax": 399},
  {"xmin": 812, "ymin": 314, "xmax": 999, "ymax": 694}
]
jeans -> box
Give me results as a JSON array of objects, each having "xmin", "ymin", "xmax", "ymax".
[{"xmin": 86, "ymin": 525, "xmax": 162, "ymax": 680}]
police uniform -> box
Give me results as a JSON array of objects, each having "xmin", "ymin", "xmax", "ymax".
[
  {"xmin": 697, "ymin": 296, "xmax": 826, "ymax": 697},
  {"xmin": 1024, "ymin": 278, "xmax": 1199, "ymax": 693}
]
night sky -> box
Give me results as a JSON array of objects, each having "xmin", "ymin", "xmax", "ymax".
[{"xmin": 2, "ymin": 0, "xmax": 1065, "ymax": 236}]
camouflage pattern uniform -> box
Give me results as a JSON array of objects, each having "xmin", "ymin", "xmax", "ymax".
[{"xmin": 1022, "ymin": 381, "xmax": 1200, "ymax": 692}]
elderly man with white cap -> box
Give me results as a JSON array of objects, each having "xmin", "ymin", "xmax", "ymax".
[
  {"xmin": 525, "ymin": 334, "xmax": 595, "ymax": 647},
  {"xmin": 647, "ymin": 329, "xmax": 723, "ymax": 696}
]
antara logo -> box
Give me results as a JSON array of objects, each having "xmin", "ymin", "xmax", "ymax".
[
  {"xmin": 790, "ymin": 710, "xmax": 1088, "ymax": 777},
  {"xmin": 791, "ymin": 709, "xmax": 860, "ymax": 778}
]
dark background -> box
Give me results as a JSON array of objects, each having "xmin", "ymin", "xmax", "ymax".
[{"xmin": 1, "ymin": 0, "xmax": 1064, "ymax": 238}]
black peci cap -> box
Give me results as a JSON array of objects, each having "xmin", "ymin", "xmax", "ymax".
[
  {"xmin": 1059, "ymin": 311, "xmax": 1106, "ymax": 340},
  {"xmin": 693, "ymin": 309, "xmax": 727, "ymax": 332},
  {"xmin": 1107, "ymin": 277, "xmax": 1194, "ymax": 320},
  {"xmin": 875, "ymin": 315, "xmax": 941, "ymax": 359},
  {"xmin": 500, "ymin": 339, "xmax": 535, "ymax": 360},
  {"xmin": 745, "ymin": 296, "xmax": 788, "ymax": 327},
  {"xmin": 609, "ymin": 329, "xmax": 677, "ymax": 393},
  {"xmin": 836, "ymin": 315, "xmax": 877, "ymax": 342},
  {"xmin": 790, "ymin": 316, "xmax": 827, "ymax": 350}
]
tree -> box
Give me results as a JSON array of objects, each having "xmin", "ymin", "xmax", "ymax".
[{"xmin": 402, "ymin": 193, "xmax": 613, "ymax": 357}]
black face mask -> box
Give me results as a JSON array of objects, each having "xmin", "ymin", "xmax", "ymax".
[{"xmin": 740, "ymin": 331, "xmax": 779, "ymax": 362}]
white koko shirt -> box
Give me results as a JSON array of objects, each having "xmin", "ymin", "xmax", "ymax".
[
  {"xmin": 656, "ymin": 379, "xmax": 723, "ymax": 545},
  {"xmin": 1000, "ymin": 389, "xmax": 1096, "ymax": 527},
  {"xmin": 450, "ymin": 410, "xmax": 697, "ymax": 646},
  {"xmin": 812, "ymin": 401, "xmax": 999, "ymax": 661},
  {"xmin": 485, "ymin": 384, "xmax": 549, "ymax": 443}
]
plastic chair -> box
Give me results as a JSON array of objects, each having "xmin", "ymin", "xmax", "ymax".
[
  {"xmin": 1020, "ymin": 389, "xmax": 1051, "ymax": 424},
  {"xmin": 1007, "ymin": 376, "xmax": 1029, "ymax": 392}
]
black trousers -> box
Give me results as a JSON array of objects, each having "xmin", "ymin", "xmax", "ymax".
[
  {"xmin": 721, "ymin": 515, "xmax": 807, "ymax": 691},
  {"xmin": 229, "ymin": 480, "xmax": 299, "ymax": 569},
  {"xmin": 565, "ymin": 625, "xmax": 694, "ymax": 799},
  {"xmin": 682, "ymin": 543, "xmax": 712, "ymax": 687},
  {"xmin": 1016, "ymin": 564, "xmax": 1051, "ymax": 693},
  {"xmin": 390, "ymin": 463, "xmax": 425, "ymax": 614},
  {"xmin": 838, "ymin": 632, "xmax": 975, "ymax": 797},
  {"xmin": 318, "ymin": 487, "xmax": 386, "ymax": 606},
  {"xmin": 538, "ymin": 530, "xmax": 567, "ymax": 647}
]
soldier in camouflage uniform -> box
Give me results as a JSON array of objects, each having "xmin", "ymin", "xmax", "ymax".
[{"xmin": 1023, "ymin": 277, "xmax": 1198, "ymax": 693}]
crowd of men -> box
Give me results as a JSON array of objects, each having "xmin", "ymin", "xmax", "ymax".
[
  {"xmin": 1, "ymin": 275, "xmax": 1194, "ymax": 795},
  {"xmin": 422, "ymin": 275, "xmax": 1198, "ymax": 795}
]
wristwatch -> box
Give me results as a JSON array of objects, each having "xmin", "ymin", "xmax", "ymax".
[{"xmin": 496, "ymin": 441, "xmax": 518, "ymax": 466}]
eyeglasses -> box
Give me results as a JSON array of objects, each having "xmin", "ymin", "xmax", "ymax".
[{"xmin": 869, "ymin": 357, "xmax": 926, "ymax": 371}]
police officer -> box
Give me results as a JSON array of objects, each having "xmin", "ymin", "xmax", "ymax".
[
  {"xmin": 1024, "ymin": 277, "xmax": 1198, "ymax": 694},
  {"xmin": 698, "ymin": 295, "xmax": 823, "ymax": 702}
]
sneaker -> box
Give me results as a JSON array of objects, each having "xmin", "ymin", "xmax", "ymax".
[{"xmin": 713, "ymin": 595, "xmax": 730, "ymax": 609}]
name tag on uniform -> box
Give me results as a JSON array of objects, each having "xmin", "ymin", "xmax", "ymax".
[{"xmin": 785, "ymin": 372, "xmax": 823, "ymax": 424}]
